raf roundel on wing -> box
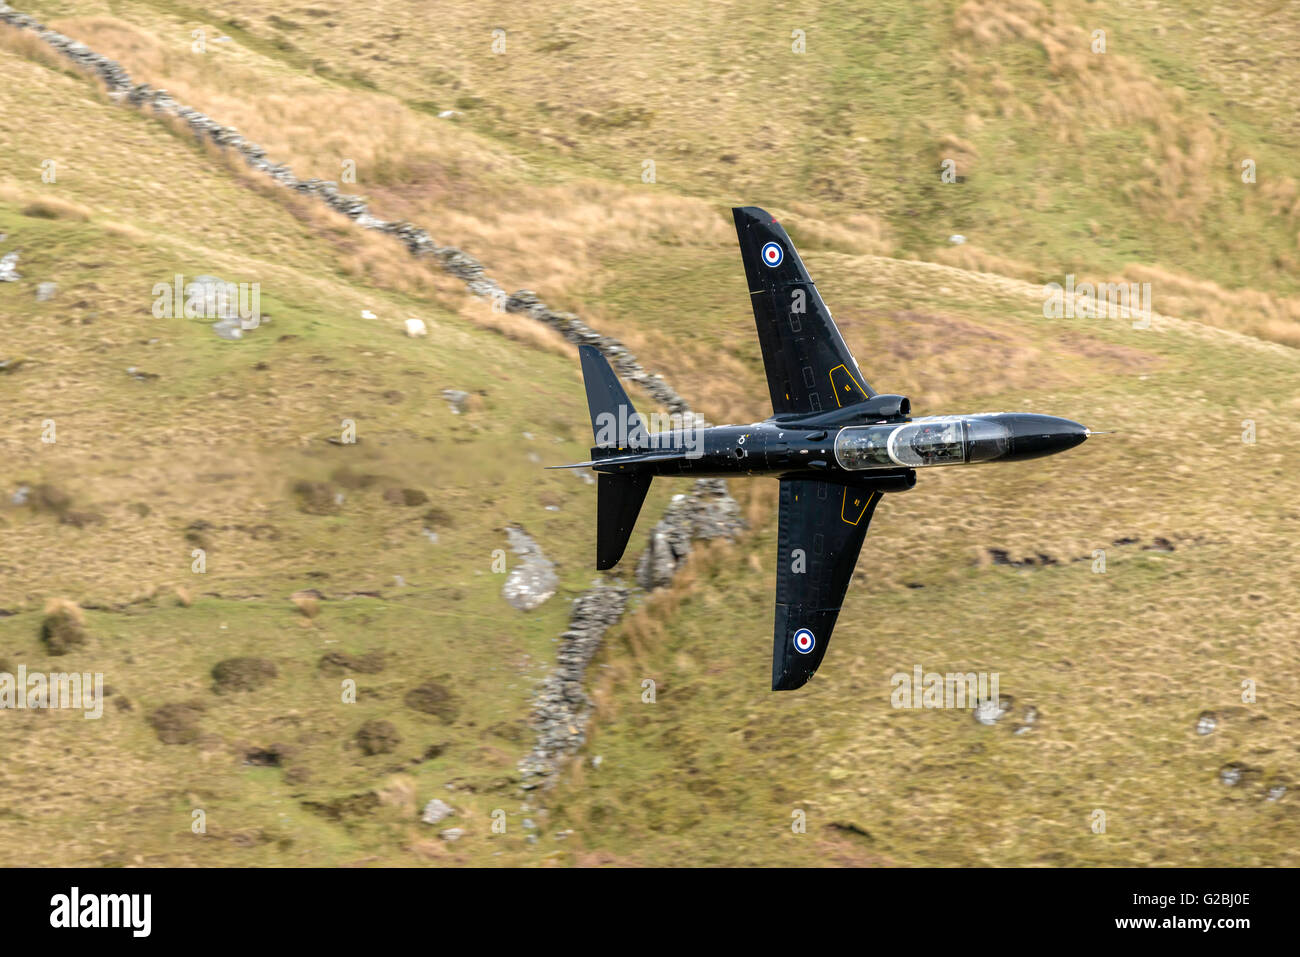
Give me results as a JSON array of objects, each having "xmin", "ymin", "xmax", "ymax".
[
  {"xmin": 761, "ymin": 241, "xmax": 783, "ymax": 267},
  {"xmin": 793, "ymin": 628, "xmax": 815, "ymax": 654}
]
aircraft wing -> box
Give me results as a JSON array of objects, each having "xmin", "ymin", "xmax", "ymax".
[
  {"xmin": 772, "ymin": 477, "xmax": 881, "ymax": 690},
  {"xmin": 733, "ymin": 206, "xmax": 875, "ymax": 417}
]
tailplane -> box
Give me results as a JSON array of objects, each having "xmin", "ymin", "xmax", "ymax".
[
  {"xmin": 578, "ymin": 344, "xmax": 652, "ymax": 568},
  {"xmin": 596, "ymin": 472, "xmax": 652, "ymax": 569}
]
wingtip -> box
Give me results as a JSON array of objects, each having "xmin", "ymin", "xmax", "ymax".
[
  {"xmin": 771, "ymin": 671, "xmax": 811, "ymax": 692},
  {"xmin": 732, "ymin": 205, "xmax": 773, "ymax": 226}
]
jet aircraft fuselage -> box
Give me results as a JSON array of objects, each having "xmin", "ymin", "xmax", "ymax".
[
  {"xmin": 586, "ymin": 411, "xmax": 1088, "ymax": 486},
  {"xmin": 555, "ymin": 206, "xmax": 1093, "ymax": 690}
]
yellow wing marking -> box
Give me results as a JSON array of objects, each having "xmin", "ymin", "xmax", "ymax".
[{"xmin": 841, "ymin": 488, "xmax": 877, "ymax": 525}]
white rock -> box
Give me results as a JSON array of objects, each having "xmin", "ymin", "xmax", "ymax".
[
  {"xmin": 441, "ymin": 389, "xmax": 470, "ymax": 414},
  {"xmin": 421, "ymin": 799, "xmax": 454, "ymax": 824},
  {"xmin": 973, "ymin": 698, "xmax": 1007, "ymax": 725},
  {"xmin": 502, "ymin": 526, "xmax": 558, "ymax": 611},
  {"xmin": 404, "ymin": 318, "xmax": 428, "ymax": 337},
  {"xmin": 361, "ymin": 309, "xmax": 377, "ymax": 319}
]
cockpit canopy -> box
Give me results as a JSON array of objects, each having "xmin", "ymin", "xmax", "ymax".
[
  {"xmin": 890, "ymin": 418, "xmax": 965, "ymax": 466},
  {"xmin": 833, "ymin": 425, "xmax": 895, "ymax": 469},
  {"xmin": 834, "ymin": 417, "xmax": 1011, "ymax": 469}
]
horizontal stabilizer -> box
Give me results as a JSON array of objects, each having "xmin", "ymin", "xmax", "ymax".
[{"xmin": 597, "ymin": 472, "xmax": 652, "ymax": 569}]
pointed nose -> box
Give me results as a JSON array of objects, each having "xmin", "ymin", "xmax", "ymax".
[{"xmin": 1005, "ymin": 414, "xmax": 1089, "ymax": 461}]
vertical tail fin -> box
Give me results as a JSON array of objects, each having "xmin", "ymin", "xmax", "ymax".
[
  {"xmin": 579, "ymin": 344, "xmax": 642, "ymax": 446},
  {"xmin": 578, "ymin": 345, "xmax": 651, "ymax": 568}
]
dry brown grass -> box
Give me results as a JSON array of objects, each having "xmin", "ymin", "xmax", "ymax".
[
  {"xmin": 953, "ymin": 0, "xmax": 1044, "ymax": 45},
  {"xmin": 39, "ymin": 598, "xmax": 87, "ymax": 655},
  {"xmin": 930, "ymin": 243, "xmax": 1044, "ymax": 282},
  {"xmin": 1122, "ymin": 263, "xmax": 1300, "ymax": 346},
  {"xmin": 457, "ymin": 299, "xmax": 578, "ymax": 360},
  {"xmin": 0, "ymin": 22, "xmax": 87, "ymax": 77},
  {"xmin": 375, "ymin": 774, "xmax": 418, "ymax": 815},
  {"xmin": 780, "ymin": 204, "xmax": 894, "ymax": 258},
  {"xmin": 1261, "ymin": 175, "xmax": 1300, "ymax": 222},
  {"xmin": 0, "ymin": 184, "xmax": 90, "ymax": 221},
  {"xmin": 102, "ymin": 220, "xmax": 147, "ymax": 241},
  {"xmin": 52, "ymin": 13, "xmax": 523, "ymax": 191},
  {"xmin": 20, "ymin": 195, "xmax": 91, "ymax": 221},
  {"xmin": 368, "ymin": 180, "xmax": 734, "ymax": 308},
  {"xmin": 42, "ymin": 597, "xmax": 84, "ymax": 624},
  {"xmin": 952, "ymin": 0, "xmax": 1224, "ymax": 224},
  {"xmin": 290, "ymin": 592, "xmax": 320, "ymax": 618}
]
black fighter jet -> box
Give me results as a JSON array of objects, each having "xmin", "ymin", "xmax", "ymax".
[{"xmin": 554, "ymin": 206, "xmax": 1091, "ymax": 690}]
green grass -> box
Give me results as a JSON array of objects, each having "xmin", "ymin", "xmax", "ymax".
[{"xmin": 1, "ymin": 0, "xmax": 1298, "ymax": 866}]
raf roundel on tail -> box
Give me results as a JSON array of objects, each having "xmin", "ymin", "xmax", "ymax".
[{"xmin": 550, "ymin": 205, "xmax": 1096, "ymax": 691}]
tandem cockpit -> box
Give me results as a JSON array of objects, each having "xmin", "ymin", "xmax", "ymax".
[{"xmin": 834, "ymin": 416, "xmax": 1012, "ymax": 469}]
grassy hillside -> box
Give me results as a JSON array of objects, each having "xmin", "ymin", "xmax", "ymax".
[
  {"xmin": 1, "ymin": 0, "xmax": 1298, "ymax": 865},
  {"xmin": 30, "ymin": 0, "xmax": 1299, "ymax": 345},
  {"xmin": 0, "ymin": 30, "xmax": 658, "ymax": 864}
]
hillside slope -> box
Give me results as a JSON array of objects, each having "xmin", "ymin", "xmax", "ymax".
[{"xmin": 1, "ymin": 0, "xmax": 1298, "ymax": 865}]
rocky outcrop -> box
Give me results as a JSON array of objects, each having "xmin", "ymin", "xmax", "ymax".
[
  {"xmin": 440, "ymin": 389, "xmax": 470, "ymax": 415},
  {"xmin": 501, "ymin": 525, "xmax": 558, "ymax": 612},
  {"xmin": 420, "ymin": 798, "xmax": 454, "ymax": 825},
  {"xmin": 188, "ymin": 274, "xmax": 251, "ymax": 340},
  {"xmin": 0, "ymin": 250, "xmax": 19, "ymax": 282},
  {"xmin": 636, "ymin": 479, "xmax": 745, "ymax": 589}
]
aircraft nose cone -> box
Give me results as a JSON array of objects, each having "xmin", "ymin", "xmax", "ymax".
[{"xmin": 1006, "ymin": 415, "xmax": 1089, "ymax": 461}]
